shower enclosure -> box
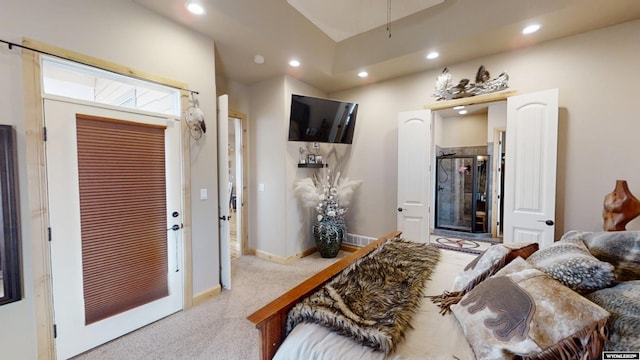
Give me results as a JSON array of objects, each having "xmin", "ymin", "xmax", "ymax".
[{"xmin": 435, "ymin": 154, "xmax": 490, "ymax": 233}]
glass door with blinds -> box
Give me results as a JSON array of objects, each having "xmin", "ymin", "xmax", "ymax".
[{"xmin": 44, "ymin": 98, "xmax": 183, "ymax": 359}]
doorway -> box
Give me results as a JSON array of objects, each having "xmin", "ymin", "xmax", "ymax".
[
  {"xmin": 398, "ymin": 90, "xmax": 558, "ymax": 247},
  {"xmin": 45, "ymin": 99, "xmax": 184, "ymax": 359},
  {"xmin": 432, "ymin": 104, "xmax": 497, "ymax": 239},
  {"xmin": 41, "ymin": 56, "xmax": 185, "ymax": 359},
  {"xmin": 228, "ymin": 112, "xmax": 248, "ymax": 259}
]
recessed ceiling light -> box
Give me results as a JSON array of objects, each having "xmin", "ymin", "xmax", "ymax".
[
  {"xmin": 289, "ymin": 59, "xmax": 301, "ymax": 67},
  {"xmin": 254, "ymin": 55, "xmax": 265, "ymax": 64},
  {"xmin": 426, "ymin": 51, "xmax": 439, "ymax": 60},
  {"xmin": 185, "ymin": 1, "xmax": 205, "ymax": 15},
  {"xmin": 453, "ymin": 105, "xmax": 465, "ymax": 110},
  {"xmin": 358, "ymin": 71, "xmax": 368, "ymax": 78},
  {"xmin": 458, "ymin": 110, "xmax": 468, "ymax": 115},
  {"xmin": 522, "ymin": 24, "xmax": 541, "ymax": 35}
]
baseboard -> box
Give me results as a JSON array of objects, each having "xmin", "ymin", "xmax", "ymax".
[
  {"xmin": 340, "ymin": 243, "xmax": 360, "ymax": 252},
  {"xmin": 256, "ymin": 250, "xmax": 302, "ymax": 265},
  {"xmin": 252, "ymin": 243, "xmax": 359, "ymax": 265},
  {"xmin": 192, "ymin": 285, "xmax": 222, "ymax": 307}
]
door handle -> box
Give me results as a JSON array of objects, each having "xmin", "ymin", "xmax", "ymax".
[
  {"xmin": 537, "ymin": 219, "xmax": 554, "ymax": 226},
  {"xmin": 219, "ymin": 215, "xmax": 230, "ymax": 221},
  {"xmin": 397, "ymin": 207, "xmax": 404, "ymax": 212},
  {"xmin": 168, "ymin": 224, "xmax": 181, "ymax": 231}
]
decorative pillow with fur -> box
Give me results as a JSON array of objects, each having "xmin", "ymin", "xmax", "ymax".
[
  {"xmin": 430, "ymin": 242, "xmax": 538, "ymax": 314},
  {"xmin": 451, "ymin": 258, "xmax": 610, "ymax": 360},
  {"xmin": 585, "ymin": 280, "xmax": 640, "ymax": 351},
  {"xmin": 526, "ymin": 240, "xmax": 615, "ymax": 293},
  {"xmin": 563, "ymin": 230, "xmax": 640, "ymax": 282}
]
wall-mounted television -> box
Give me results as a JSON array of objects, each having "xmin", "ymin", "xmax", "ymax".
[{"xmin": 288, "ymin": 94, "xmax": 358, "ymax": 144}]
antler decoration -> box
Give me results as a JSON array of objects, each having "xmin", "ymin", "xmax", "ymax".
[{"xmin": 433, "ymin": 66, "xmax": 509, "ymax": 101}]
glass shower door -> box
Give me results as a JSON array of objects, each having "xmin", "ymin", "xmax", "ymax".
[{"xmin": 435, "ymin": 156, "xmax": 475, "ymax": 232}]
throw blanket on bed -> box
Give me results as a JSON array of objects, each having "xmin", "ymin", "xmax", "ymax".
[{"xmin": 286, "ymin": 237, "xmax": 441, "ymax": 355}]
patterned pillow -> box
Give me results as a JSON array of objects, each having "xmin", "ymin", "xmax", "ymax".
[
  {"xmin": 575, "ymin": 230, "xmax": 640, "ymax": 282},
  {"xmin": 585, "ymin": 280, "xmax": 640, "ymax": 351},
  {"xmin": 451, "ymin": 258, "xmax": 610, "ymax": 359},
  {"xmin": 430, "ymin": 242, "xmax": 538, "ymax": 313},
  {"xmin": 527, "ymin": 240, "xmax": 615, "ymax": 293}
]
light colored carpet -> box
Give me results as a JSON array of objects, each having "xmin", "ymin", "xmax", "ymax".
[{"xmin": 73, "ymin": 251, "xmax": 347, "ymax": 360}]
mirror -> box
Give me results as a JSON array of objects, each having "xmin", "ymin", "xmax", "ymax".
[{"xmin": 0, "ymin": 125, "xmax": 22, "ymax": 305}]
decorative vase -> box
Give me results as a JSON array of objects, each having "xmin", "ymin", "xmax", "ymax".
[{"xmin": 313, "ymin": 221, "xmax": 344, "ymax": 258}]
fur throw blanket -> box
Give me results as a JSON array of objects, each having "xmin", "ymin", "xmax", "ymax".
[{"xmin": 286, "ymin": 237, "xmax": 441, "ymax": 354}]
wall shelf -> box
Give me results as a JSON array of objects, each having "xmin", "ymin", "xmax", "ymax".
[
  {"xmin": 424, "ymin": 90, "xmax": 517, "ymax": 110},
  {"xmin": 297, "ymin": 163, "xmax": 327, "ymax": 168}
]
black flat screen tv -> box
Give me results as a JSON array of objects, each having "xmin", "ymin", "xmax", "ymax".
[{"xmin": 288, "ymin": 94, "xmax": 358, "ymax": 144}]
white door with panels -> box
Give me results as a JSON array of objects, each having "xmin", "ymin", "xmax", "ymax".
[
  {"xmin": 217, "ymin": 94, "xmax": 232, "ymax": 289},
  {"xmin": 397, "ymin": 110, "xmax": 432, "ymax": 243},
  {"xmin": 503, "ymin": 89, "xmax": 559, "ymax": 248},
  {"xmin": 45, "ymin": 98, "xmax": 184, "ymax": 359}
]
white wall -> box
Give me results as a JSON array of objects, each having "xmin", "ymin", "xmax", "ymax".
[
  {"xmin": 0, "ymin": 1, "xmax": 219, "ymax": 358},
  {"xmin": 244, "ymin": 19, "xmax": 640, "ymax": 259},
  {"xmin": 284, "ymin": 77, "xmax": 329, "ymax": 257},
  {"xmin": 248, "ymin": 73, "xmax": 364, "ymax": 260},
  {"xmin": 0, "ymin": 31, "xmax": 36, "ymax": 360},
  {"xmin": 329, "ymin": 19, "xmax": 640, "ymax": 238},
  {"xmin": 248, "ymin": 77, "xmax": 287, "ymax": 256},
  {"xmin": 487, "ymin": 102, "xmax": 507, "ymax": 142},
  {"xmin": 435, "ymin": 113, "xmax": 488, "ymax": 148}
]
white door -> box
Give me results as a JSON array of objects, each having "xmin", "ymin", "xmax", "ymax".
[
  {"xmin": 217, "ymin": 94, "xmax": 232, "ymax": 289},
  {"xmin": 45, "ymin": 98, "xmax": 183, "ymax": 359},
  {"xmin": 397, "ymin": 110, "xmax": 432, "ymax": 243},
  {"xmin": 503, "ymin": 89, "xmax": 558, "ymax": 248}
]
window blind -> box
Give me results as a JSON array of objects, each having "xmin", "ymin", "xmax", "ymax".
[{"xmin": 76, "ymin": 114, "xmax": 169, "ymax": 325}]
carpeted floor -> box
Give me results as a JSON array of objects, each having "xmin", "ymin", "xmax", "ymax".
[{"xmin": 72, "ymin": 251, "xmax": 348, "ymax": 360}]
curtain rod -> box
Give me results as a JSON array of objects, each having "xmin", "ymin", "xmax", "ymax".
[{"xmin": 0, "ymin": 38, "xmax": 199, "ymax": 95}]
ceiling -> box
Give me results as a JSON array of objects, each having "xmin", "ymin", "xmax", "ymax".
[
  {"xmin": 133, "ymin": 0, "xmax": 640, "ymax": 93},
  {"xmin": 286, "ymin": 0, "xmax": 445, "ymax": 42}
]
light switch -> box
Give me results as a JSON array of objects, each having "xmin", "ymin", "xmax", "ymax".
[
  {"xmin": 258, "ymin": 183, "xmax": 265, "ymax": 192},
  {"xmin": 200, "ymin": 188, "xmax": 208, "ymax": 200}
]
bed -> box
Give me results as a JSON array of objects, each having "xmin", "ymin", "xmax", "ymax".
[{"xmin": 247, "ymin": 230, "xmax": 640, "ymax": 359}]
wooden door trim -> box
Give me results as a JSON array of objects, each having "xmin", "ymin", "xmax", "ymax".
[{"xmin": 22, "ymin": 38, "xmax": 193, "ymax": 358}]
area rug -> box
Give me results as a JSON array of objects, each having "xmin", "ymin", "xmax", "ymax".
[
  {"xmin": 286, "ymin": 237, "xmax": 441, "ymax": 354},
  {"xmin": 433, "ymin": 236, "xmax": 486, "ymax": 255}
]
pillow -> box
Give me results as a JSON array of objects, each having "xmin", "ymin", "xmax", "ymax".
[
  {"xmin": 575, "ymin": 230, "xmax": 640, "ymax": 282},
  {"xmin": 452, "ymin": 242, "xmax": 539, "ymax": 292},
  {"xmin": 585, "ymin": 280, "xmax": 640, "ymax": 351},
  {"xmin": 451, "ymin": 258, "xmax": 610, "ymax": 360},
  {"xmin": 430, "ymin": 242, "xmax": 538, "ymax": 314},
  {"xmin": 527, "ymin": 240, "xmax": 615, "ymax": 293}
]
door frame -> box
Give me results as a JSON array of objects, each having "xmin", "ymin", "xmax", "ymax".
[
  {"xmin": 44, "ymin": 98, "xmax": 185, "ymax": 359},
  {"xmin": 21, "ymin": 40, "xmax": 193, "ymax": 358},
  {"xmin": 492, "ymin": 128, "xmax": 506, "ymax": 238},
  {"xmin": 424, "ymin": 91, "xmax": 515, "ymax": 239}
]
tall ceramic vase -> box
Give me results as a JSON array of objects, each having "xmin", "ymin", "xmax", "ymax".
[{"xmin": 313, "ymin": 221, "xmax": 344, "ymax": 258}]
